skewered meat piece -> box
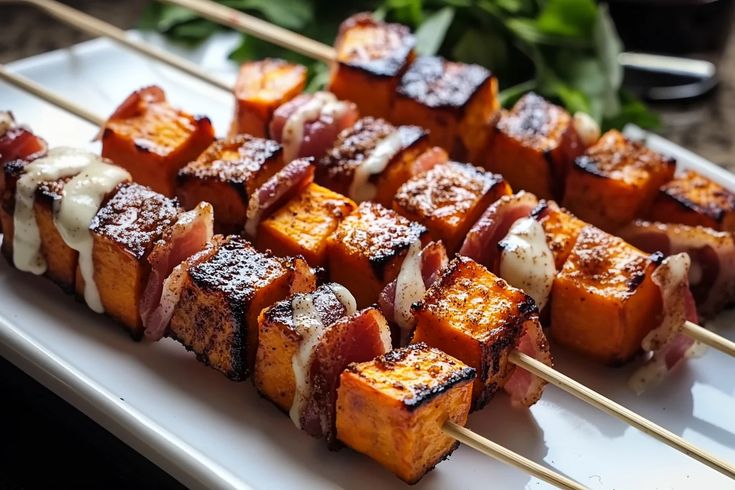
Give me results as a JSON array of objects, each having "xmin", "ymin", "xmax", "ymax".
[
  {"xmin": 329, "ymin": 13, "xmax": 416, "ymax": 120},
  {"xmin": 255, "ymin": 284, "xmax": 391, "ymax": 446},
  {"xmin": 232, "ymin": 58, "xmax": 307, "ymax": 138},
  {"xmin": 326, "ymin": 201, "xmax": 428, "ymax": 308},
  {"xmin": 256, "ymin": 182, "xmax": 356, "ymax": 267},
  {"xmin": 101, "ymin": 86, "xmax": 215, "ymax": 197},
  {"xmin": 336, "ymin": 342, "xmax": 475, "ymax": 484},
  {"xmin": 550, "ymin": 226, "xmax": 664, "ymax": 364},
  {"xmin": 412, "ymin": 256, "xmax": 544, "ymax": 409},
  {"xmin": 563, "ymin": 130, "xmax": 676, "ymax": 231},
  {"xmin": 316, "ymin": 117, "xmax": 429, "ymax": 205},
  {"xmin": 167, "ymin": 235, "xmax": 316, "ymax": 379},
  {"xmin": 176, "ymin": 135, "xmax": 285, "ymax": 234},
  {"xmin": 89, "ymin": 183, "xmax": 180, "ymax": 337},
  {"xmin": 485, "ymin": 93, "xmax": 584, "ymax": 199},
  {"xmin": 0, "ymin": 111, "xmax": 47, "ymax": 207},
  {"xmin": 648, "ymin": 169, "xmax": 735, "ymax": 232},
  {"xmin": 391, "ymin": 55, "xmax": 499, "ymax": 163},
  {"xmin": 393, "ymin": 161, "xmax": 511, "ymax": 254}
]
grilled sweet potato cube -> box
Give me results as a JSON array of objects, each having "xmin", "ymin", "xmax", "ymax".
[
  {"xmin": 233, "ymin": 59, "xmax": 307, "ymax": 138},
  {"xmin": 412, "ymin": 256, "xmax": 533, "ymax": 409},
  {"xmin": 336, "ymin": 343, "xmax": 475, "ymax": 484},
  {"xmin": 563, "ymin": 130, "xmax": 675, "ymax": 231},
  {"xmin": 329, "ymin": 13, "xmax": 416, "ymax": 120},
  {"xmin": 393, "ymin": 161, "xmax": 511, "ymax": 254},
  {"xmin": 316, "ymin": 117, "xmax": 429, "ymax": 205},
  {"xmin": 101, "ymin": 86, "xmax": 215, "ymax": 197},
  {"xmin": 551, "ymin": 226, "xmax": 663, "ymax": 364},
  {"xmin": 533, "ymin": 200, "xmax": 587, "ymax": 270},
  {"xmin": 327, "ymin": 202, "xmax": 428, "ymax": 308},
  {"xmin": 256, "ymin": 183, "xmax": 356, "ymax": 266},
  {"xmin": 391, "ymin": 56, "xmax": 499, "ymax": 162},
  {"xmin": 648, "ymin": 170, "xmax": 735, "ymax": 232},
  {"xmin": 486, "ymin": 93, "xmax": 583, "ymax": 199},
  {"xmin": 89, "ymin": 183, "xmax": 180, "ymax": 337},
  {"xmin": 177, "ymin": 135, "xmax": 284, "ymax": 234},
  {"xmin": 168, "ymin": 235, "xmax": 314, "ymax": 379}
]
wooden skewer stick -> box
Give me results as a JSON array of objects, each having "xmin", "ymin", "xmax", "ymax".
[
  {"xmin": 0, "ymin": 69, "xmax": 585, "ymax": 490},
  {"xmin": 11, "ymin": 0, "xmax": 231, "ymax": 92},
  {"xmin": 509, "ymin": 350, "xmax": 735, "ymax": 479},
  {"xmin": 683, "ymin": 320, "xmax": 735, "ymax": 357}
]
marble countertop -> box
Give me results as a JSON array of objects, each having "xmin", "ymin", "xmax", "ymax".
[{"xmin": 1, "ymin": 0, "xmax": 733, "ymax": 171}]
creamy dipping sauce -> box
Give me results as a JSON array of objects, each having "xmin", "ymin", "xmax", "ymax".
[
  {"xmin": 282, "ymin": 92, "xmax": 346, "ymax": 162},
  {"xmin": 393, "ymin": 240, "xmax": 425, "ymax": 345},
  {"xmin": 54, "ymin": 161, "xmax": 130, "ymax": 313},
  {"xmin": 13, "ymin": 147, "xmax": 98, "ymax": 274},
  {"xmin": 499, "ymin": 217, "xmax": 556, "ymax": 310},
  {"xmin": 348, "ymin": 131, "xmax": 403, "ymax": 202}
]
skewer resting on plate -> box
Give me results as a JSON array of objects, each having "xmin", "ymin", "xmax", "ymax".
[{"xmin": 2, "ymin": 66, "xmax": 735, "ymax": 481}]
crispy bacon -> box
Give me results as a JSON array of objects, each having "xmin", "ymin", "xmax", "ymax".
[
  {"xmin": 621, "ymin": 220, "xmax": 735, "ymax": 318},
  {"xmin": 503, "ymin": 317, "xmax": 551, "ymax": 407},
  {"xmin": 0, "ymin": 115, "xmax": 47, "ymax": 165},
  {"xmin": 459, "ymin": 191, "xmax": 539, "ymax": 270},
  {"xmin": 244, "ymin": 158, "xmax": 315, "ymax": 237},
  {"xmin": 141, "ymin": 203, "xmax": 214, "ymax": 340}
]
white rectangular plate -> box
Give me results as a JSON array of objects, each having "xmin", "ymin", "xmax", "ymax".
[{"xmin": 1, "ymin": 33, "xmax": 734, "ymax": 490}]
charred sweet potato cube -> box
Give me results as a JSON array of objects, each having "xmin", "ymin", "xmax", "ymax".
[
  {"xmin": 327, "ymin": 202, "xmax": 428, "ymax": 308},
  {"xmin": 233, "ymin": 59, "xmax": 307, "ymax": 138},
  {"xmin": 390, "ymin": 56, "xmax": 499, "ymax": 162},
  {"xmin": 336, "ymin": 343, "xmax": 475, "ymax": 484},
  {"xmin": 176, "ymin": 135, "xmax": 285, "ymax": 234},
  {"xmin": 256, "ymin": 183, "xmax": 356, "ymax": 266},
  {"xmin": 648, "ymin": 170, "xmax": 735, "ymax": 232},
  {"xmin": 168, "ymin": 235, "xmax": 314, "ymax": 379},
  {"xmin": 329, "ymin": 13, "xmax": 416, "ymax": 120},
  {"xmin": 89, "ymin": 183, "xmax": 180, "ymax": 337},
  {"xmin": 550, "ymin": 226, "xmax": 663, "ymax": 364},
  {"xmin": 486, "ymin": 93, "xmax": 583, "ymax": 199},
  {"xmin": 533, "ymin": 200, "xmax": 587, "ymax": 270},
  {"xmin": 393, "ymin": 161, "xmax": 511, "ymax": 254},
  {"xmin": 316, "ymin": 117, "xmax": 429, "ymax": 205},
  {"xmin": 563, "ymin": 130, "xmax": 676, "ymax": 231},
  {"xmin": 101, "ymin": 86, "xmax": 215, "ymax": 197},
  {"xmin": 412, "ymin": 256, "xmax": 533, "ymax": 409}
]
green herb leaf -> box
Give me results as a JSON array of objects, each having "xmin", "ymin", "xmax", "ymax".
[
  {"xmin": 221, "ymin": 0, "xmax": 314, "ymax": 30},
  {"xmin": 414, "ymin": 7, "xmax": 455, "ymax": 55},
  {"xmin": 536, "ymin": 0, "xmax": 596, "ymax": 38}
]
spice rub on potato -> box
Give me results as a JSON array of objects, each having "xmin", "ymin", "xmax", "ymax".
[{"xmin": 101, "ymin": 86, "xmax": 215, "ymax": 197}]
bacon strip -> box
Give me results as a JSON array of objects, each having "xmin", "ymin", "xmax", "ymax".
[
  {"xmin": 503, "ymin": 317, "xmax": 552, "ymax": 407},
  {"xmin": 244, "ymin": 158, "xmax": 314, "ymax": 237},
  {"xmin": 141, "ymin": 202, "xmax": 214, "ymax": 340}
]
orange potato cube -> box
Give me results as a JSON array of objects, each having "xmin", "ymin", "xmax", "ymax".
[
  {"xmin": 90, "ymin": 183, "xmax": 180, "ymax": 338},
  {"xmin": 101, "ymin": 86, "xmax": 215, "ymax": 197},
  {"xmin": 563, "ymin": 130, "xmax": 675, "ymax": 231},
  {"xmin": 486, "ymin": 93, "xmax": 583, "ymax": 199},
  {"xmin": 232, "ymin": 59, "xmax": 307, "ymax": 138},
  {"xmin": 550, "ymin": 226, "xmax": 663, "ymax": 364},
  {"xmin": 391, "ymin": 56, "xmax": 499, "ymax": 163},
  {"xmin": 329, "ymin": 13, "xmax": 415, "ymax": 120},
  {"xmin": 168, "ymin": 235, "xmax": 314, "ymax": 379},
  {"xmin": 327, "ymin": 201, "xmax": 427, "ymax": 308},
  {"xmin": 412, "ymin": 256, "xmax": 533, "ymax": 409},
  {"xmin": 393, "ymin": 161, "xmax": 511, "ymax": 254},
  {"xmin": 533, "ymin": 200, "xmax": 587, "ymax": 270},
  {"xmin": 316, "ymin": 117, "xmax": 429, "ymax": 205},
  {"xmin": 648, "ymin": 170, "xmax": 735, "ymax": 232},
  {"xmin": 336, "ymin": 343, "xmax": 475, "ymax": 484},
  {"xmin": 177, "ymin": 135, "xmax": 285, "ymax": 234},
  {"xmin": 256, "ymin": 183, "xmax": 356, "ymax": 267}
]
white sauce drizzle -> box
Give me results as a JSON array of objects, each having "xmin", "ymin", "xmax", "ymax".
[
  {"xmin": 642, "ymin": 253, "xmax": 691, "ymax": 351},
  {"xmin": 282, "ymin": 92, "xmax": 346, "ymax": 162},
  {"xmin": 348, "ymin": 131, "xmax": 403, "ymax": 202},
  {"xmin": 573, "ymin": 111, "xmax": 601, "ymax": 147},
  {"xmin": 327, "ymin": 283, "xmax": 357, "ymax": 316},
  {"xmin": 54, "ymin": 161, "xmax": 130, "ymax": 313},
  {"xmin": 393, "ymin": 240, "xmax": 425, "ymax": 345},
  {"xmin": 499, "ymin": 217, "xmax": 556, "ymax": 310},
  {"xmin": 13, "ymin": 147, "xmax": 98, "ymax": 274}
]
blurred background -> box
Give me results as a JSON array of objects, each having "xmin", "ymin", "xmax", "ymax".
[{"xmin": 0, "ymin": 0, "xmax": 733, "ymax": 487}]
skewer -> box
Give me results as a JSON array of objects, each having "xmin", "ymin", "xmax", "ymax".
[
  {"xmin": 2, "ymin": 68, "xmax": 734, "ymax": 481},
  {"xmin": 683, "ymin": 321, "xmax": 735, "ymax": 357},
  {"xmin": 0, "ymin": 70, "xmax": 585, "ymax": 490}
]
